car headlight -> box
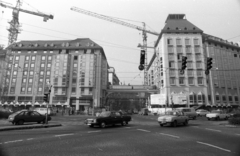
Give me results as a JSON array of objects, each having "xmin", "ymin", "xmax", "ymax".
[
  {"xmin": 165, "ymin": 118, "xmax": 172, "ymax": 122},
  {"xmin": 9, "ymin": 117, "xmax": 14, "ymax": 120},
  {"xmin": 92, "ymin": 119, "xmax": 97, "ymax": 123}
]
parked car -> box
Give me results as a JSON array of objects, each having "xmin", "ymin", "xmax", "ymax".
[
  {"xmin": 206, "ymin": 110, "xmax": 230, "ymax": 120},
  {"xmin": 33, "ymin": 107, "xmax": 55, "ymax": 116},
  {"xmin": 175, "ymin": 107, "xmax": 197, "ymax": 120},
  {"xmin": 196, "ymin": 109, "xmax": 210, "ymax": 116},
  {"xmin": 84, "ymin": 111, "xmax": 132, "ymax": 128},
  {"xmin": 8, "ymin": 110, "xmax": 51, "ymax": 125},
  {"xmin": 157, "ymin": 110, "xmax": 189, "ymax": 127},
  {"xmin": 139, "ymin": 108, "xmax": 149, "ymax": 115}
]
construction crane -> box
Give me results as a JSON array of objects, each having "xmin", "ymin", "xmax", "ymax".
[
  {"xmin": 70, "ymin": 6, "xmax": 160, "ymax": 85},
  {"xmin": 0, "ymin": 0, "xmax": 54, "ymax": 45}
]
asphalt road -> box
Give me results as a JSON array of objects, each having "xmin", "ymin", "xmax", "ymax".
[{"xmin": 0, "ymin": 114, "xmax": 239, "ymax": 156}]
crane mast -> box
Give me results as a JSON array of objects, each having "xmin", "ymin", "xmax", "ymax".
[
  {"xmin": 70, "ymin": 6, "xmax": 159, "ymax": 85},
  {"xmin": 0, "ymin": 0, "xmax": 54, "ymax": 45}
]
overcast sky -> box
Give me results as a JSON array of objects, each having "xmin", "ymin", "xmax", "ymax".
[{"xmin": 0, "ymin": 0, "xmax": 240, "ymax": 85}]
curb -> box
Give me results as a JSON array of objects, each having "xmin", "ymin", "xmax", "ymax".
[
  {"xmin": 0, "ymin": 124, "xmax": 62, "ymax": 132},
  {"xmin": 219, "ymin": 123, "xmax": 240, "ymax": 128}
]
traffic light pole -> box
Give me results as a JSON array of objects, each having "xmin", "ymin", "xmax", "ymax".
[{"xmin": 45, "ymin": 85, "xmax": 52, "ymax": 126}]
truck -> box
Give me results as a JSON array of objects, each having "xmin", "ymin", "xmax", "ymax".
[{"xmin": 84, "ymin": 111, "xmax": 131, "ymax": 128}]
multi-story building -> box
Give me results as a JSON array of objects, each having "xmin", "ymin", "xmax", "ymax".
[
  {"xmin": 108, "ymin": 67, "xmax": 120, "ymax": 85},
  {"xmin": 0, "ymin": 49, "xmax": 6, "ymax": 100},
  {"xmin": 1, "ymin": 38, "xmax": 110, "ymax": 113},
  {"xmin": 148, "ymin": 14, "xmax": 240, "ymax": 109}
]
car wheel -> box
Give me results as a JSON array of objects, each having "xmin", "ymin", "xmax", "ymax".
[
  {"xmin": 172, "ymin": 121, "xmax": 177, "ymax": 127},
  {"xmin": 207, "ymin": 118, "xmax": 210, "ymax": 120},
  {"xmin": 160, "ymin": 124, "xmax": 163, "ymax": 127},
  {"xmin": 183, "ymin": 120, "xmax": 188, "ymax": 126},
  {"xmin": 100, "ymin": 122, "xmax": 106, "ymax": 128},
  {"xmin": 126, "ymin": 121, "xmax": 128, "ymax": 125},
  {"xmin": 121, "ymin": 121, "xmax": 127, "ymax": 126},
  {"xmin": 17, "ymin": 120, "xmax": 24, "ymax": 125},
  {"xmin": 225, "ymin": 117, "xmax": 228, "ymax": 120},
  {"xmin": 193, "ymin": 116, "xmax": 196, "ymax": 120},
  {"xmin": 37, "ymin": 121, "xmax": 41, "ymax": 124},
  {"xmin": 42, "ymin": 119, "xmax": 46, "ymax": 124},
  {"xmin": 216, "ymin": 117, "xmax": 220, "ymax": 121},
  {"xmin": 89, "ymin": 125, "xmax": 94, "ymax": 128}
]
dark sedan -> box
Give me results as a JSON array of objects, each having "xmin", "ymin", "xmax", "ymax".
[{"xmin": 8, "ymin": 110, "xmax": 51, "ymax": 125}]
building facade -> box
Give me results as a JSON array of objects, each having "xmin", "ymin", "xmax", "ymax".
[
  {"xmin": 148, "ymin": 14, "xmax": 240, "ymax": 108},
  {"xmin": 108, "ymin": 67, "xmax": 120, "ymax": 85},
  {"xmin": 0, "ymin": 38, "xmax": 110, "ymax": 113}
]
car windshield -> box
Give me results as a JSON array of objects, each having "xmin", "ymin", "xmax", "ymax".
[
  {"xmin": 99, "ymin": 111, "xmax": 111, "ymax": 117},
  {"xmin": 10, "ymin": 110, "xmax": 26, "ymax": 116},
  {"xmin": 211, "ymin": 110, "xmax": 220, "ymax": 113},
  {"xmin": 165, "ymin": 111, "xmax": 178, "ymax": 116}
]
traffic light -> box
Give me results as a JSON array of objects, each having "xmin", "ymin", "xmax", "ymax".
[
  {"xmin": 43, "ymin": 93, "xmax": 49, "ymax": 102},
  {"xmin": 205, "ymin": 57, "xmax": 213, "ymax": 75},
  {"xmin": 180, "ymin": 56, "xmax": 187, "ymax": 74},
  {"xmin": 139, "ymin": 50, "xmax": 145, "ymax": 71}
]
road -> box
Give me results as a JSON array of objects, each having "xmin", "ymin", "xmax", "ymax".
[{"xmin": 0, "ymin": 114, "xmax": 239, "ymax": 156}]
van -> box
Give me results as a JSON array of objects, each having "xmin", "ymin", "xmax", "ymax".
[
  {"xmin": 34, "ymin": 107, "xmax": 54, "ymax": 116},
  {"xmin": 175, "ymin": 107, "xmax": 197, "ymax": 120}
]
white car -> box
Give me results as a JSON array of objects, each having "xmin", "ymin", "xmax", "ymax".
[
  {"xmin": 206, "ymin": 110, "xmax": 229, "ymax": 120},
  {"xmin": 175, "ymin": 107, "xmax": 197, "ymax": 120},
  {"xmin": 196, "ymin": 109, "xmax": 210, "ymax": 116},
  {"xmin": 33, "ymin": 107, "xmax": 54, "ymax": 116},
  {"xmin": 157, "ymin": 111, "xmax": 189, "ymax": 127}
]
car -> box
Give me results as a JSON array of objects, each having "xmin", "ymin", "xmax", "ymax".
[
  {"xmin": 33, "ymin": 107, "xmax": 55, "ymax": 116},
  {"xmin": 84, "ymin": 111, "xmax": 131, "ymax": 128},
  {"xmin": 8, "ymin": 110, "xmax": 51, "ymax": 125},
  {"xmin": 196, "ymin": 109, "xmax": 210, "ymax": 116},
  {"xmin": 157, "ymin": 110, "xmax": 189, "ymax": 127},
  {"xmin": 206, "ymin": 110, "xmax": 230, "ymax": 120},
  {"xmin": 175, "ymin": 107, "xmax": 197, "ymax": 120}
]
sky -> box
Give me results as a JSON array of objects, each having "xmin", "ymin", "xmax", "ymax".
[{"xmin": 0, "ymin": 0, "xmax": 240, "ymax": 85}]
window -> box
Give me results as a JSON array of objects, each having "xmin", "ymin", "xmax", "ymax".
[
  {"xmin": 73, "ymin": 63, "xmax": 77, "ymax": 68},
  {"xmin": 22, "ymin": 78, "xmax": 27, "ymax": 83},
  {"xmin": 197, "ymin": 70, "xmax": 202, "ymax": 76},
  {"xmin": 23, "ymin": 71, "xmax": 28, "ymax": 76},
  {"xmin": 194, "ymin": 39, "xmax": 199, "ymax": 45},
  {"xmin": 176, "ymin": 38, "xmax": 181, "ymax": 45},
  {"xmin": 195, "ymin": 54, "xmax": 202, "ymax": 60},
  {"xmin": 81, "ymin": 88, "xmax": 84, "ymax": 94},
  {"xmin": 12, "ymin": 78, "xmax": 16, "ymax": 84},
  {"xmin": 56, "ymin": 63, "xmax": 59, "ymax": 67},
  {"xmin": 74, "ymin": 56, "xmax": 78, "ymax": 60},
  {"xmin": 177, "ymin": 47, "xmax": 182, "ymax": 53},
  {"xmin": 72, "ymin": 78, "xmax": 77, "ymax": 84},
  {"xmin": 179, "ymin": 78, "xmax": 185, "ymax": 85},
  {"xmin": 189, "ymin": 94, "xmax": 194, "ymax": 103},
  {"xmin": 15, "ymin": 56, "xmax": 19, "ymax": 61},
  {"xmin": 185, "ymin": 39, "xmax": 190, "ymax": 45},
  {"xmin": 54, "ymin": 78, "xmax": 58, "ymax": 85},
  {"xmin": 196, "ymin": 62, "xmax": 202, "ymax": 68},
  {"xmin": 40, "ymin": 71, "xmax": 44, "ymax": 75},
  {"xmin": 13, "ymin": 71, "xmax": 17, "ymax": 75},
  {"xmin": 54, "ymin": 88, "xmax": 58, "ymax": 94},
  {"xmin": 169, "ymin": 70, "xmax": 175, "ymax": 76},
  {"xmin": 222, "ymin": 96, "xmax": 226, "ymax": 102},
  {"xmin": 10, "ymin": 87, "xmax": 15, "ymax": 94},
  {"xmin": 62, "ymin": 88, "xmax": 66, "ymax": 94},
  {"xmin": 169, "ymin": 62, "xmax": 174, "ymax": 68},
  {"xmin": 24, "ymin": 63, "xmax": 28, "ymax": 68},
  {"xmin": 31, "ymin": 56, "xmax": 36, "ymax": 61},
  {"xmin": 28, "ymin": 78, "xmax": 33, "ymax": 83},
  {"xmin": 48, "ymin": 56, "xmax": 52, "ymax": 60},
  {"xmin": 186, "ymin": 46, "xmax": 191, "ymax": 53},
  {"xmin": 235, "ymin": 96, "xmax": 238, "ymax": 102},
  {"xmin": 25, "ymin": 56, "xmax": 29, "ymax": 61},
  {"xmin": 9, "ymin": 56, "xmax": 13, "ymax": 61},
  {"xmin": 47, "ymin": 63, "xmax": 51, "ymax": 68},
  {"xmin": 46, "ymin": 71, "xmax": 51, "ymax": 75},
  {"xmin": 72, "ymin": 87, "xmax": 76, "ymax": 94},
  {"xmin": 64, "ymin": 63, "xmax": 67, "ymax": 67},
  {"xmin": 198, "ymin": 94, "xmax": 202, "ymax": 103},
  {"xmin": 21, "ymin": 87, "xmax": 25, "ymax": 92},
  {"xmin": 170, "ymin": 78, "xmax": 175, "ymax": 85},
  {"xmin": 188, "ymin": 78, "xmax": 194, "ymax": 85},
  {"xmin": 167, "ymin": 38, "xmax": 173, "ymax": 45},
  {"xmin": 194, "ymin": 47, "xmax": 200, "ymax": 53},
  {"xmin": 168, "ymin": 46, "xmax": 174, "ymax": 53},
  {"xmin": 177, "ymin": 54, "xmax": 183, "ymax": 60},
  {"xmin": 39, "ymin": 78, "xmax": 43, "ymax": 83},
  {"xmin": 30, "ymin": 63, "xmax": 35, "ymax": 68},
  {"xmin": 197, "ymin": 78, "xmax": 203, "ymax": 85},
  {"xmin": 27, "ymin": 87, "xmax": 32, "ymax": 92},
  {"xmin": 46, "ymin": 79, "xmax": 50, "ymax": 84},
  {"xmin": 41, "ymin": 56, "xmax": 46, "ymax": 60},
  {"xmin": 29, "ymin": 71, "xmax": 34, "ymax": 76}
]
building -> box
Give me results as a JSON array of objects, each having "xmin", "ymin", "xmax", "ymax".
[
  {"xmin": 148, "ymin": 14, "xmax": 240, "ymax": 109},
  {"xmin": 108, "ymin": 67, "xmax": 120, "ymax": 85},
  {"xmin": 0, "ymin": 49, "xmax": 6, "ymax": 100},
  {"xmin": 0, "ymin": 38, "xmax": 110, "ymax": 113}
]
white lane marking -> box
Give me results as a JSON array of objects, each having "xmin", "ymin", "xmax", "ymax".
[
  {"xmin": 55, "ymin": 133, "xmax": 74, "ymax": 137},
  {"xmin": 26, "ymin": 138, "xmax": 34, "ymax": 140},
  {"xmin": 87, "ymin": 130, "xmax": 101, "ymax": 133},
  {"xmin": 197, "ymin": 141, "xmax": 231, "ymax": 153},
  {"xmin": 205, "ymin": 128, "xmax": 221, "ymax": 132},
  {"xmin": 4, "ymin": 140, "xmax": 23, "ymax": 144},
  {"xmin": 137, "ymin": 129, "xmax": 151, "ymax": 132},
  {"xmin": 159, "ymin": 133, "xmax": 180, "ymax": 139},
  {"xmin": 0, "ymin": 143, "xmax": 2, "ymax": 145},
  {"xmin": 236, "ymin": 134, "xmax": 240, "ymax": 136}
]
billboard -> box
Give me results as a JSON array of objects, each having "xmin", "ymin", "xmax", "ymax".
[{"xmin": 150, "ymin": 94, "xmax": 166, "ymax": 105}]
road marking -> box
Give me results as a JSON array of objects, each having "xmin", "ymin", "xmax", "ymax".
[
  {"xmin": 137, "ymin": 129, "xmax": 151, "ymax": 132},
  {"xmin": 4, "ymin": 140, "xmax": 23, "ymax": 144},
  {"xmin": 236, "ymin": 134, "xmax": 240, "ymax": 136},
  {"xmin": 26, "ymin": 138, "xmax": 34, "ymax": 140},
  {"xmin": 197, "ymin": 141, "xmax": 231, "ymax": 153},
  {"xmin": 55, "ymin": 133, "xmax": 74, "ymax": 137},
  {"xmin": 87, "ymin": 130, "xmax": 101, "ymax": 133},
  {"xmin": 205, "ymin": 128, "xmax": 221, "ymax": 132},
  {"xmin": 159, "ymin": 133, "xmax": 180, "ymax": 139}
]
